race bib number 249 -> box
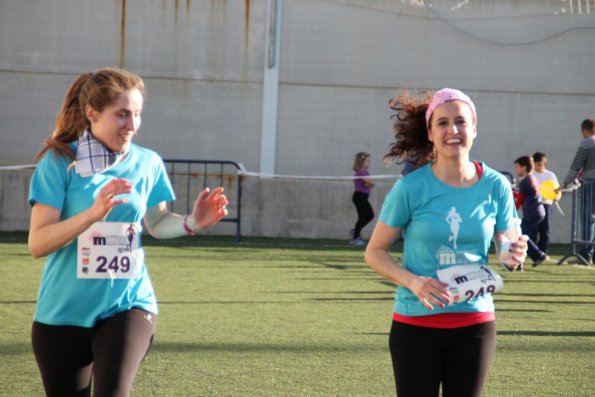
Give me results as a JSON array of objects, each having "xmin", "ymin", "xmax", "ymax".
[{"xmin": 77, "ymin": 222, "xmax": 141, "ymax": 279}]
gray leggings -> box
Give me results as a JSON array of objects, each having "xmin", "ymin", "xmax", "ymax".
[{"xmin": 32, "ymin": 308, "xmax": 157, "ymax": 397}]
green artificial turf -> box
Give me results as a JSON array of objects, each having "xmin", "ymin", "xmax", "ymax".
[{"xmin": 1, "ymin": 232, "xmax": 593, "ymax": 396}]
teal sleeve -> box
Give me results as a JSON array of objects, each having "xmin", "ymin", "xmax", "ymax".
[
  {"xmin": 28, "ymin": 152, "xmax": 70, "ymax": 210},
  {"xmin": 379, "ymin": 179, "xmax": 410, "ymax": 228}
]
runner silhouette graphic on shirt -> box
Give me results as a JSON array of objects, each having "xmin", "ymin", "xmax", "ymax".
[{"xmin": 445, "ymin": 207, "xmax": 462, "ymax": 249}]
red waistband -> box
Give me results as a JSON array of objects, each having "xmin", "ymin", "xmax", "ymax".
[{"xmin": 393, "ymin": 312, "xmax": 495, "ymax": 329}]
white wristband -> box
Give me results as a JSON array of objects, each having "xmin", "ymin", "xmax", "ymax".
[{"xmin": 183, "ymin": 215, "xmax": 198, "ymax": 236}]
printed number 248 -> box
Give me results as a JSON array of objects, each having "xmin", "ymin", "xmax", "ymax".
[
  {"xmin": 464, "ymin": 285, "xmax": 496, "ymax": 301},
  {"xmin": 96, "ymin": 256, "xmax": 130, "ymax": 273}
]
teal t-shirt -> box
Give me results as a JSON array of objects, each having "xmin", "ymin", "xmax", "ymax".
[
  {"xmin": 29, "ymin": 143, "xmax": 175, "ymax": 327},
  {"xmin": 379, "ymin": 162, "xmax": 517, "ymax": 316}
]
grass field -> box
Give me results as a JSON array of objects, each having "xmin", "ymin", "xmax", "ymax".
[{"xmin": 1, "ymin": 232, "xmax": 594, "ymax": 396}]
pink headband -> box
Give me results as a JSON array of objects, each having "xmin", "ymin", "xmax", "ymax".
[{"xmin": 425, "ymin": 88, "xmax": 477, "ymax": 128}]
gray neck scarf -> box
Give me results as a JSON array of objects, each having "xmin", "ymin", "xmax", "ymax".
[{"xmin": 74, "ymin": 129, "xmax": 125, "ymax": 177}]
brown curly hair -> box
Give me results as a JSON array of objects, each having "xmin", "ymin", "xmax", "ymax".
[{"xmin": 384, "ymin": 90, "xmax": 435, "ymax": 169}]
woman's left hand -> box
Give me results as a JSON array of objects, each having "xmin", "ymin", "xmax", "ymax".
[
  {"xmin": 189, "ymin": 187, "xmax": 229, "ymax": 230},
  {"xmin": 502, "ymin": 235, "xmax": 529, "ymax": 270}
]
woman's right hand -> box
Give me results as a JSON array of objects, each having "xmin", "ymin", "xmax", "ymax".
[
  {"xmin": 29, "ymin": 178, "xmax": 132, "ymax": 258},
  {"xmin": 407, "ymin": 275, "xmax": 450, "ymax": 310},
  {"xmin": 88, "ymin": 178, "xmax": 132, "ymax": 222}
]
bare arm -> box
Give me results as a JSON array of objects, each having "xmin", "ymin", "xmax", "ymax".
[
  {"xmin": 28, "ymin": 178, "xmax": 132, "ymax": 258},
  {"xmin": 364, "ymin": 221, "xmax": 449, "ymax": 310},
  {"xmin": 144, "ymin": 187, "xmax": 229, "ymax": 239}
]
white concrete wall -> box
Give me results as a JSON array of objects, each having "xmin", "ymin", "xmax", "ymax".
[
  {"xmin": 275, "ymin": 0, "xmax": 595, "ymax": 177},
  {"xmin": 1, "ymin": 0, "xmax": 594, "ymax": 242},
  {"xmin": 0, "ymin": 0, "xmax": 266, "ymax": 171}
]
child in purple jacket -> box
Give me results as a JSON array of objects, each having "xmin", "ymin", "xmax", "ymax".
[{"xmin": 351, "ymin": 152, "xmax": 375, "ymax": 246}]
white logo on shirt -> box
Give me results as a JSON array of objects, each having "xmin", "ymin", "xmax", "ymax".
[
  {"xmin": 445, "ymin": 207, "xmax": 462, "ymax": 249},
  {"xmin": 436, "ymin": 245, "xmax": 483, "ymax": 268}
]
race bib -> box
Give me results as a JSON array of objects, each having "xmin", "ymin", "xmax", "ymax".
[
  {"xmin": 77, "ymin": 222, "xmax": 142, "ymax": 279},
  {"xmin": 436, "ymin": 265, "xmax": 503, "ymax": 306}
]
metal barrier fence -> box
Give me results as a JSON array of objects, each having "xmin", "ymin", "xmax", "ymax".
[
  {"xmin": 559, "ymin": 178, "xmax": 595, "ymax": 265},
  {"xmin": 163, "ymin": 159, "xmax": 244, "ymax": 242}
]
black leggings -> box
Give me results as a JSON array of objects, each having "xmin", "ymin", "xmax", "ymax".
[
  {"xmin": 389, "ymin": 320, "xmax": 496, "ymax": 397},
  {"xmin": 352, "ymin": 191, "xmax": 374, "ymax": 239},
  {"xmin": 32, "ymin": 308, "xmax": 157, "ymax": 397}
]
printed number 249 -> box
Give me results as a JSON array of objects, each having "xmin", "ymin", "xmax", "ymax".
[{"xmin": 96, "ymin": 256, "xmax": 130, "ymax": 273}]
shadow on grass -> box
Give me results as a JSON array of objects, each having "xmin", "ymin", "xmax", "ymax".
[
  {"xmin": 150, "ymin": 254, "xmax": 367, "ymax": 264},
  {"xmin": 494, "ymin": 299, "xmax": 594, "ymax": 305},
  {"xmin": 498, "ymin": 330, "xmax": 595, "ymax": 337},
  {"xmin": 159, "ymin": 300, "xmax": 301, "ymax": 305},
  {"xmin": 309, "ymin": 297, "xmax": 392, "ymax": 302},
  {"xmin": 267, "ymin": 290, "xmax": 392, "ymax": 295},
  {"xmin": 497, "ymin": 292, "xmax": 594, "ymax": 298},
  {"xmin": 151, "ymin": 341, "xmax": 382, "ymax": 354},
  {"xmin": 0, "ymin": 301, "xmax": 36, "ymax": 304},
  {"xmin": 0, "ymin": 342, "xmax": 32, "ymax": 355},
  {"xmin": 504, "ymin": 278, "xmax": 595, "ymax": 284},
  {"xmin": 159, "ymin": 297, "xmax": 390, "ymax": 304},
  {"xmin": 144, "ymin": 235, "xmax": 375, "ymax": 251},
  {"xmin": 1, "ymin": 340, "xmax": 379, "ymax": 356},
  {"xmin": 310, "ymin": 261, "xmax": 366, "ymax": 271},
  {"xmin": 295, "ymin": 277, "xmax": 382, "ymax": 281}
]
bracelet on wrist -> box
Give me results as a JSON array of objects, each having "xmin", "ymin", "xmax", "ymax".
[{"xmin": 183, "ymin": 215, "xmax": 196, "ymax": 236}]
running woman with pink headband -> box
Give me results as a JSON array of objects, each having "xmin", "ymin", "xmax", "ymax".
[{"xmin": 366, "ymin": 88, "xmax": 528, "ymax": 397}]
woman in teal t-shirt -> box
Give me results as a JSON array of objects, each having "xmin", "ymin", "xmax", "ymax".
[
  {"xmin": 365, "ymin": 88, "xmax": 528, "ymax": 397},
  {"xmin": 28, "ymin": 68, "xmax": 229, "ymax": 397}
]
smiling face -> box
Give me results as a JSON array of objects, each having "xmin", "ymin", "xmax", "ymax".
[
  {"xmin": 86, "ymin": 88, "xmax": 143, "ymax": 153},
  {"xmin": 428, "ymin": 100, "xmax": 476, "ymax": 161}
]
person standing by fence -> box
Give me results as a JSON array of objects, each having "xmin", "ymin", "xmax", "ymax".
[
  {"xmin": 513, "ymin": 156, "xmax": 548, "ymax": 267},
  {"xmin": 532, "ymin": 152, "xmax": 561, "ymax": 262},
  {"xmin": 27, "ymin": 67, "xmax": 228, "ymax": 397},
  {"xmin": 350, "ymin": 152, "xmax": 375, "ymax": 246},
  {"xmin": 558, "ymin": 118, "xmax": 595, "ymax": 265},
  {"xmin": 365, "ymin": 88, "xmax": 527, "ymax": 397}
]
